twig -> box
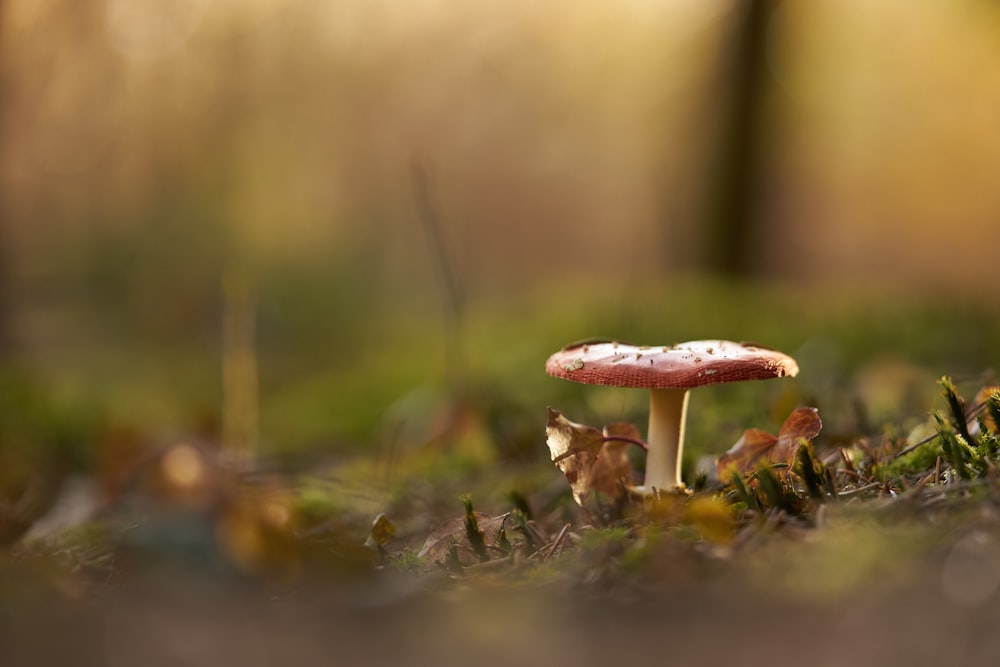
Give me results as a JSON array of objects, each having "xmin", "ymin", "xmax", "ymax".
[
  {"xmin": 897, "ymin": 473, "xmax": 932, "ymax": 501},
  {"xmin": 915, "ymin": 470, "xmax": 938, "ymax": 488},
  {"xmin": 840, "ymin": 448, "xmax": 856, "ymax": 473},
  {"xmin": 837, "ymin": 468, "xmax": 866, "ymax": 481},
  {"xmin": 538, "ymin": 523, "xmax": 572, "ymax": 563},
  {"xmin": 895, "ymin": 432, "xmax": 938, "ymax": 459},
  {"xmin": 921, "ymin": 477, "xmax": 994, "ymax": 497},
  {"xmin": 462, "ymin": 555, "xmax": 515, "ymax": 572},
  {"xmin": 517, "ymin": 519, "xmax": 547, "ymax": 551},
  {"xmin": 894, "ymin": 395, "xmax": 993, "ymax": 460},
  {"xmin": 837, "ymin": 482, "xmax": 882, "ymax": 498}
]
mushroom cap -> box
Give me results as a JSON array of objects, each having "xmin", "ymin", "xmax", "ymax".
[{"xmin": 545, "ymin": 340, "xmax": 799, "ymax": 389}]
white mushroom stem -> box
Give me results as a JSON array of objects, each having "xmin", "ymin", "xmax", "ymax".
[{"xmin": 642, "ymin": 387, "xmax": 691, "ymax": 492}]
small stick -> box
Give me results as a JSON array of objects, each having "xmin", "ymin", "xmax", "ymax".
[
  {"xmin": 837, "ymin": 482, "xmax": 882, "ymax": 498},
  {"xmin": 892, "ymin": 395, "xmax": 992, "ymax": 460},
  {"xmin": 895, "ymin": 432, "xmax": 938, "ymax": 459},
  {"xmin": 463, "ymin": 555, "xmax": 515, "ymax": 572},
  {"xmin": 837, "ymin": 469, "xmax": 866, "ymax": 481},
  {"xmin": 922, "ymin": 477, "xmax": 990, "ymax": 496},
  {"xmin": 541, "ymin": 523, "xmax": 572, "ymax": 563},
  {"xmin": 901, "ymin": 474, "xmax": 931, "ymax": 501},
  {"xmin": 840, "ymin": 448, "xmax": 856, "ymax": 473},
  {"xmin": 965, "ymin": 396, "xmax": 992, "ymax": 422}
]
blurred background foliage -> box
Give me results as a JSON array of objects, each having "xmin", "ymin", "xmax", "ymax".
[{"xmin": 2, "ymin": 0, "xmax": 1000, "ymax": 520}]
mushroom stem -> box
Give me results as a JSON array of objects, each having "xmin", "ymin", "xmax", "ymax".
[{"xmin": 643, "ymin": 387, "xmax": 690, "ymax": 491}]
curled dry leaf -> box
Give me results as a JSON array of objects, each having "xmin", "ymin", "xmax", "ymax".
[
  {"xmin": 716, "ymin": 407, "xmax": 822, "ymax": 483},
  {"xmin": 546, "ymin": 408, "xmax": 639, "ymax": 505}
]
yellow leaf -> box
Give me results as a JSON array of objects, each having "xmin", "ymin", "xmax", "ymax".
[
  {"xmin": 684, "ymin": 496, "xmax": 734, "ymax": 544},
  {"xmin": 366, "ymin": 513, "xmax": 396, "ymax": 548}
]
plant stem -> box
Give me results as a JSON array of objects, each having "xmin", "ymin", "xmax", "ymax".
[{"xmin": 601, "ymin": 435, "xmax": 648, "ymax": 451}]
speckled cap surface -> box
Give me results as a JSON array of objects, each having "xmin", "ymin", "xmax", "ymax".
[{"xmin": 545, "ymin": 340, "xmax": 799, "ymax": 389}]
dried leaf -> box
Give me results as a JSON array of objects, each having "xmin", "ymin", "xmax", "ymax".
[
  {"xmin": 546, "ymin": 407, "xmax": 605, "ymax": 461},
  {"xmin": 684, "ymin": 495, "xmax": 734, "ymax": 544},
  {"xmin": 770, "ymin": 406, "xmax": 823, "ymax": 463},
  {"xmin": 591, "ymin": 423, "xmax": 640, "ymax": 497},
  {"xmin": 716, "ymin": 407, "xmax": 822, "ymax": 483},
  {"xmin": 417, "ymin": 512, "xmax": 507, "ymax": 568},
  {"xmin": 364, "ymin": 513, "xmax": 396, "ymax": 550},
  {"xmin": 546, "ymin": 408, "xmax": 638, "ymax": 505},
  {"xmin": 546, "ymin": 408, "xmax": 605, "ymax": 504},
  {"xmin": 778, "ymin": 405, "xmax": 824, "ymax": 441},
  {"xmin": 968, "ymin": 386, "xmax": 1000, "ymax": 436},
  {"xmin": 716, "ymin": 429, "xmax": 778, "ymax": 483}
]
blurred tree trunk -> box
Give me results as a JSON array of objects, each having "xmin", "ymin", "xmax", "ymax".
[
  {"xmin": 701, "ymin": 0, "xmax": 777, "ymax": 278},
  {"xmin": 0, "ymin": 0, "xmax": 11, "ymax": 354},
  {"xmin": 413, "ymin": 164, "xmax": 465, "ymax": 394},
  {"xmin": 0, "ymin": 215, "xmax": 9, "ymax": 355},
  {"xmin": 217, "ymin": 34, "xmax": 261, "ymax": 472},
  {"xmin": 220, "ymin": 268, "xmax": 258, "ymax": 471}
]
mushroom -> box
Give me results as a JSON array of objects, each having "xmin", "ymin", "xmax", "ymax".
[{"xmin": 545, "ymin": 340, "xmax": 799, "ymax": 493}]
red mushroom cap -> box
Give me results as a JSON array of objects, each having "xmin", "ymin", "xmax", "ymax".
[{"xmin": 545, "ymin": 340, "xmax": 799, "ymax": 389}]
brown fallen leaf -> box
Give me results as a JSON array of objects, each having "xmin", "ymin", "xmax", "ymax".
[
  {"xmin": 545, "ymin": 408, "xmax": 639, "ymax": 505},
  {"xmin": 593, "ymin": 421, "xmax": 641, "ymax": 496},
  {"xmin": 716, "ymin": 407, "xmax": 822, "ymax": 483},
  {"xmin": 417, "ymin": 512, "xmax": 509, "ymax": 568},
  {"xmin": 968, "ymin": 386, "xmax": 1000, "ymax": 436}
]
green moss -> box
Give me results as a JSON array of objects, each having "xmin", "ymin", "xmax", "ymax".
[
  {"xmin": 295, "ymin": 480, "xmax": 347, "ymax": 525},
  {"xmin": 387, "ymin": 548, "xmax": 424, "ymax": 573},
  {"xmin": 877, "ymin": 441, "xmax": 943, "ymax": 480}
]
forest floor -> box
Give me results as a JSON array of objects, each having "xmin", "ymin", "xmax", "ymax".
[
  {"xmin": 4, "ymin": 378, "xmax": 1000, "ymax": 667},
  {"xmin": 4, "ymin": 285, "xmax": 1000, "ymax": 666}
]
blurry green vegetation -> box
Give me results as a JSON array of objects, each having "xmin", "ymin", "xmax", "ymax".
[
  {"xmin": 10, "ymin": 250, "xmax": 1000, "ymax": 474},
  {"xmin": 4, "ymin": 0, "xmax": 1000, "ymax": 491}
]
